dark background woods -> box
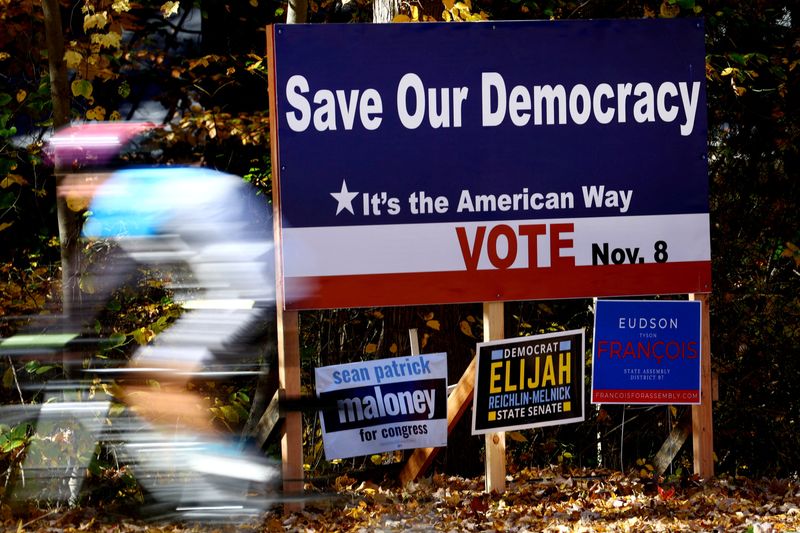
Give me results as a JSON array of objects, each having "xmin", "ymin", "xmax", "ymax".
[{"xmin": 0, "ymin": 0, "xmax": 798, "ymax": 492}]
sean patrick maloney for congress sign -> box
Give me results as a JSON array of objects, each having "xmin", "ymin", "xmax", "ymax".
[{"xmin": 315, "ymin": 353, "xmax": 447, "ymax": 459}]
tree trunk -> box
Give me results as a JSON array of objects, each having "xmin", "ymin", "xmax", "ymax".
[
  {"xmin": 42, "ymin": 0, "xmax": 80, "ymax": 352},
  {"xmin": 41, "ymin": 0, "xmax": 76, "ymax": 311},
  {"xmin": 286, "ymin": 0, "xmax": 308, "ymax": 23},
  {"xmin": 373, "ymin": 0, "xmax": 400, "ymax": 22},
  {"xmin": 41, "ymin": 0, "xmax": 69, "ymax": 129}
]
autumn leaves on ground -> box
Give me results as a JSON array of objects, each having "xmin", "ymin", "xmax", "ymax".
[{"xmin": 7, "ymin": 467, "xmax": 800, "ymax": 532}]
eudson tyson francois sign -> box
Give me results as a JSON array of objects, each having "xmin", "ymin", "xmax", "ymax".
[
  {"xmin": 315, "ymin": 353, "xmax": 447, "ymax": 460},
  {"xmin": 472, "ymin": 330, "xmax": 585, "ymax": 435},
  {"xmin": 268, "ymin": 18, "xmax": 710, "ymax": 310},
  {"xmin": 591, "ymin": 300, "xmax": 701, "ymax": 405}
]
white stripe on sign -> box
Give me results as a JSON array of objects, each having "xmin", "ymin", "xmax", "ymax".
[{"xmin": 281, "ymin": 213, "xmax": 710, "ymax": 277}]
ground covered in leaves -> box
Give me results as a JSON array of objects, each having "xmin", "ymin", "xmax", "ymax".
[{"xmin": 5, "ymin": 468, "xmax": 800, "ymax": 532}]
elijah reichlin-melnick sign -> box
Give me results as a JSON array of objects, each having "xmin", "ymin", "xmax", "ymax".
[{"xmin": 472, "ymin": 330, "xmax": 585, "ymax": 434}]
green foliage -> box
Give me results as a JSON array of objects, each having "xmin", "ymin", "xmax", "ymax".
[
  {"xmin": 210, "ymin": 387, "xmax": 254, "ymax": 431},
  {"xmin": 0, "ymin": 422, "xmax": 31, "ymax": 454}
]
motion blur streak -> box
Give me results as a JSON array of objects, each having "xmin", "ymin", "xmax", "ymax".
[{"xmin": 0, "ymin": 123, "xmax": 286, "ymax": 522}]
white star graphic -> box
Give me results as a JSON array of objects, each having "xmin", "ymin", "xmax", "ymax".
[{"xmin": 330, "ymin": 179, "xmax": 359, "ymax": 215}]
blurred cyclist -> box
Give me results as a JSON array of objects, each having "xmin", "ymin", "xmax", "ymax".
[{"xmin": 45, "ymin": 122, "xmax": 279, "ymax": 517}]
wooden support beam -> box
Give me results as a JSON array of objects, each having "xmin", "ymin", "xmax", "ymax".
[
  {"xmin": 483, "ymin": 301, "xmax": 506, "ymax": 494},
  {"xmin": 399, "ymin": 355, "xmax": 478, "ymax": 484},
  {"xmin": 267, "ymin": 25, "xmax": 304, "ymax": 511},
  {"xmin": 690, "ymin": 293, "xmax": 714, "ymax": 479},
  {"xmin": 254, "ymin": 389, "xmax": 282, "ymax": 449},
  {"xmin": 653, "ymin": 408, "xmax": 692, "ymax": 476}
]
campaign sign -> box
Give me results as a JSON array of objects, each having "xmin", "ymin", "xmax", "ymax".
[
  {"xmin": 472, "ymin": 330, "xmax": 585, "ymax": 435},
  {"xmin": 591, "ymin": 300, "xmax": 701, "ymax": 404},
  {"xmin": 315, "ymin": 353, "xmax": 447, "ymax": 459},
  {"xmin": 268, "ymin": 19, "xmax": 710, "ymax": 310}
]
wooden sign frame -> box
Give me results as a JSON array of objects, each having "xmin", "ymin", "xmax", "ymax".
[{"xmin": 265, "ymin": 22, "xmax": 714, "ymax": 502}]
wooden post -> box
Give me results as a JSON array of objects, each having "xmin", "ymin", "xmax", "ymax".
[
  {"xmin": 689, "ymin": 293, "xmax": 714, "ymax": 478},
  {"xmin": 267, "ymin": 26, "xmax": 304, "ymax": 510},
  {"xmin": 277, "ymin": 308, "xmax": 304, "ymax": 510},
  {"xmin": 408, "ymin": 328, "xmax": 420, "ymax": 356},
  {"xmin": 483, "ymin": 301, "xmax": 505, "ymax": 493}
]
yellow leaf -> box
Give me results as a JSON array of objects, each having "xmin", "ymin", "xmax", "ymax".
[
  {"xmin": 91, "ymin": 31, "xmax": 122, "ymax": 49},
  {"xmin": 0, "ymin": 52, "xmax": 10, "ymax": 61},
  {"xmin": 411, "ymin": 5, "xmax": 419, "ymax": 20},
  {"xmin": 112, "ymin": 0, "xmax": 131, "ymax": 12},
  {"xmin": 442, "ymin": 10, "xmax": 452, "ymax": 21},
  {"xmin": 83, "ymin": 12, "xmax": 109, "ymax": 31},
  {"xmin": 426, "ymin": 319, "xmax": 441, "ymax": 331},
  {"xmin": 132, "ymin": 327, "xmax": 155, "ymax": 345},
  {"xmin": 71, "ymin": 79, "xmax": 93, "ymax": 99},
  {"xmin": 643, "ymin": 5, "xmax": 656, "ymax": 17},
  {"xmin": 459, "ymin": 320, "xmax": 475, "ymax": 338},
  {"xmin": 423, "ymin": 312, "xmax": 434, "ymax": 321},
  {"xmin": 161, "ymin": 1, "xmax": 180, "ymax": 17},
  {"xmin": 442, "ymin": 0, "xmax": 455, "ymax": 9},
  {"xmin": 1, "ymin": 174, "xmax": 27, "ymax": 188},
  {"xmin": 365, "ymin": 343, "xmax": 377, "ymax": 354},
  {"xmin": 659, "ymin": 1, "xmax": 679, "ymax": 18},
  {"xmin": 249, "ymin": 0, "xmax": 258, "ymax": 6},
  {"xmin": 64, "ymin": 50, "xmax": 83, "ymax": 70},
  {"xmin": 0, "ymin": 222, "xmax": 13, "ymax": 232},
  {"xmin": 720, "ymin": 67, "xmax": 735, "ymax": 76},
  {"xmin": 370, "ymin": 454, "xmax": 382, "ymax": 465},
  {"xmin": 392, "ymin": 14, "xmax": 411, "ymax": 22},
  {"xmin": 109, "ymin": 110, "xmax": 122, "ymax": 121},
  {"xmin": 389, "ymin": 343, "xmax": 398, "ymax": 354},
  {"xmin": 16, "ymin": 90, "xmax": 26, "ymax": 103},
  {"xmin": 86, "ymin": 106, "xmax": 106, "ymax": 121},
  {"xmin": 219, "ymin": 405, "xmax": 239, "ymax": 423},
  {"xmin": 507, "ymin": 431, "xmax": 527, "ymax": 442},
  {"xmin": 246, "ymin": 59, "xmax": 263, "ymax": 72}
]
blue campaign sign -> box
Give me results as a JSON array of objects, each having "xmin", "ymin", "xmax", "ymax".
[
  {"xmin": 268, "ymin": 19, "xmax": 710, "ymax": 310},
  {"xmin": 591, "ymin": 300, "xmax": 702, "ymax": 404}
]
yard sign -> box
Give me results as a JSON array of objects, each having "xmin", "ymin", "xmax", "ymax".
[
  {"xmin": 269, "ymin": 19, "xmax": 710, "ymax": 310},
  {"xmin": 315, "ymin": 353, "xmax": 448, "ymax": 459},
  {"xmin": 591, "ymin": 299, "xmax": 702, "ymax": 404},
  {"xmin": 472, "ymin": 329, "xmax": 585, "ymax": 434}
]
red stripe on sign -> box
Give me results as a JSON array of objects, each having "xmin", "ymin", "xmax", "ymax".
[
  {"xmin": 283, "ymin": 261, "xmax": 711, "ymax": 310},
  {"xmin": 592, "ymin": 389, "xmax": 700, "ymax": 404}
]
